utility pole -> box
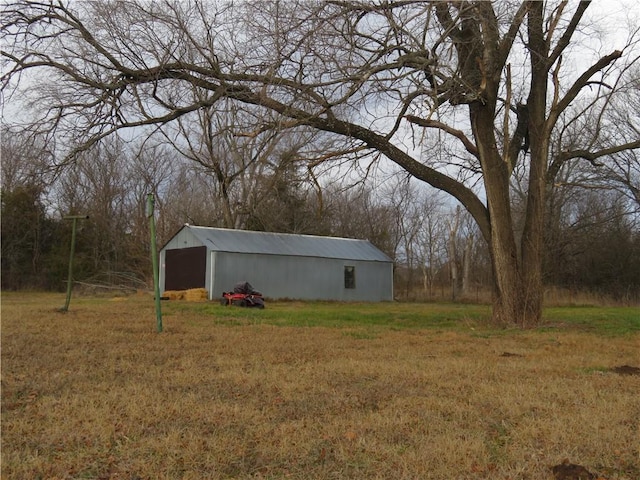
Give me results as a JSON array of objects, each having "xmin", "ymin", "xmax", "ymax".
[
  {"xmin": 146, "ymin": 194, "xmax": 163, "ymax": 332},
  {"xmin": 61, "ymin": 215, "xmax": 89, "ymax": 312}
]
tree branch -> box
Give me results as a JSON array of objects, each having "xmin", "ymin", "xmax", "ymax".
[
  {"xmin": 547, "ymin": 140, "xmax": 640, "ymax": 183},
  {"xmin": 549, "ymin": 50, "xmax": 623, "ymax": 127},
  {"xmin": 561, "ymin": 141, "xmax": 640, "ymax": 163},
  {"xmin": 547, "ymin": 1, "xmax": 591, "ymax": 69},
  {"xmin": 221, "ymin": 86, "xmax": 491, "ymax": 240},
  {"xmin": 404, "ymin": 115, "xmax": 479, "ymax": 158},
  {"xmin": 497, "ymin": 2, "xmax": 530, "ymax": 66}
]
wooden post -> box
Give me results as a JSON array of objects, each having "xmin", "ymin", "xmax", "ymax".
[
  {"xmin": 61, "ymin": 215, "xmax": 89, "ymax": 312},
  {"xmin": 146, "ymin": 194, "xmax": 163, "ymax": 332}
]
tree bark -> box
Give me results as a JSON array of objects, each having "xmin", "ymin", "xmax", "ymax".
[
  {"xmin": 461, "ymin": 234, "xmax": 473, "ymax": 297},
  {"xmin": 449, "ymin": 233, "xmax": 459, "ymax": 302}
]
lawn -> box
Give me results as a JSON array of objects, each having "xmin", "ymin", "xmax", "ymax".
[{"xmin": 1, "ymin": 292, "xmax": 638, "ymax": 479}]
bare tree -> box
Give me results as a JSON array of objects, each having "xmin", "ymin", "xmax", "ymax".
[
  {"xmin": 1, "ymin": 129, "xmax": 59, "ymax": 289},
  {"xmin": 3, "ymin": 1, "xmax": 639, "ymax": 325},
  {"xmin": 575, "ymin": 65, "xmax": 640, "ymax": 211},
  {"xmin": 415, "ymin": 197, "xmax": 449, "ymax": 300},
  {"xmin": 379, "ymin": 176, "xmax": 450, "ymax": 300},
  {"xmin": 158, "ymin": 99, "xmax": 330, "ymax": 230},
  {"xmin": 54, "ymin": 138, "xmax": 156, "ymax": 282}
]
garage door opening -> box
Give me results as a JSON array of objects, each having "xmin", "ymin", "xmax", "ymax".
[{"xmin": 165, "ymin": 246, "xmax": 206, "ymax": 290}]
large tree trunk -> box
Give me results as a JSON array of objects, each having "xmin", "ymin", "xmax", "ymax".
[
  {"xmin": 487, "ymin": 201, "xmax": 534, "ymax": 327},
  {"xmin": 517, "ymin": 1, "xmax": 552, "ymax": 328},
  {"xmin": 487, "ymin": 202, "xmax": 542, "ymax": 327},
  {"xmin": 519, "ymin": 139, "xmax": 547, "ymax": 328},
  {"xmin": 470, "ymin": 99, "xmax": 542, "ymax": 327}
]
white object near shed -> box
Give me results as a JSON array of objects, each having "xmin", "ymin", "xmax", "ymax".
[{"xmin": 159, "ymin": 225, "xmax": 393, "ymax": 302}]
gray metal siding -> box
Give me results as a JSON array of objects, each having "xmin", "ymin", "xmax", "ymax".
[
  {"xmin": 164, "ymin": 228, "xmax": 205, "ymax": 250},
  {"xmin": 212, "ymin": 252, "xmax": 392, "ymax": 302},
  {"xmin": 161, "ymin": 225, "xmax": 393, "ymax": 301}
]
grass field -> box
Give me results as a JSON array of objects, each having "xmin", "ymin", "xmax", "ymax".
[{"xmin": 2, "ymin": 292, "xmax": 639, "ymax": 479}]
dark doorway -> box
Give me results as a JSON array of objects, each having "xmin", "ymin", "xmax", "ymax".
[{"xmin": 165, "ymin": 246, "xmax": 206, "ymax": 290}]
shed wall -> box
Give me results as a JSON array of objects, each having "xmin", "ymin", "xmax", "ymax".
[
  {"xmin": 211, "ymin": 252, "xmax": 392, "ymax": 302},
  {"xmin": 164, "ymin": 228, "xmax": 205, "ymax": 250}
]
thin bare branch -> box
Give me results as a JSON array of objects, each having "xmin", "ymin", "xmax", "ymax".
[{"xmin": 404, "ymin": 115, "xmax": 479, "ymax": 158}]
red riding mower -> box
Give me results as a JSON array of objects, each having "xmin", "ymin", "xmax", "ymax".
[{"xmin": 220, "ymin": 281, "xmax": 265, "ymax": 308}]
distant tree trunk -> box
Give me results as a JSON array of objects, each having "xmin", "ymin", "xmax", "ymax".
[
  {"xmin": 421, "ymin": 264, "xmax": 429, "ymax": 298},
  {"xmin": 461, "ymin": 234, "xmax": 473, "ymax": 297},
  {"xmin": 449, "ymin": 241, "xmax": 458, "ymax": 301},
  {"xmin": 448, "ymin": 209, "xmax": 461, "ymax": 301}
]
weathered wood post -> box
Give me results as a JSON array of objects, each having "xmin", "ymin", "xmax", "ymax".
[
  {"xmin": 146, "ymin": 194, "xmax": 163, "ymax": 333},
  {"xmin": 61, "ymin": 215, "xmax": 89, "ymax": 312}
]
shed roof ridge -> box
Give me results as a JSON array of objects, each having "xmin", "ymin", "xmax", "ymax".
[{"xmin": 187, "ymin": 225, "xmax": 367, "ymax": 243}]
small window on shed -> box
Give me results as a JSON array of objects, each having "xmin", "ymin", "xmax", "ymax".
[{"xmin": 344, "ymin": 266, "xmax": 356, "ymax": 289}]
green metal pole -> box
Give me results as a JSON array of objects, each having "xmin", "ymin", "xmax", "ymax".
[
  {"xmin": 147, "ymin": 194, "xmax": 163, "ymax": 332},
  {"xmin": 61, "ymin": 215, "xmax": 89, "ymax": 312}
]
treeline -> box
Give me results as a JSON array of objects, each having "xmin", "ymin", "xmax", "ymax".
[{"xmin": 2, "ymin": 132, "xmax": 639, "ymax": 302}]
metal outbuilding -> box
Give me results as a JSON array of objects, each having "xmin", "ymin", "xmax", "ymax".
[{"xmin": 159, "ymin": 225, "xmax": 393, "ymax": 302}]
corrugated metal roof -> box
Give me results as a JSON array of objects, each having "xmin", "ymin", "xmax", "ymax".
[{"xmin": 185, "ymin": 226, "xmax": 392, "ymax": 262}]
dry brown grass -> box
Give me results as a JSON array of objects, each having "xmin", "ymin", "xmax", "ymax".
[
  {"xmin": 2, "ymin": 293, "xmax": 638, "ymax": 479},
  {"xmin": 398, "ymin": 285, "xmax": 639, "ymax": 306}
]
